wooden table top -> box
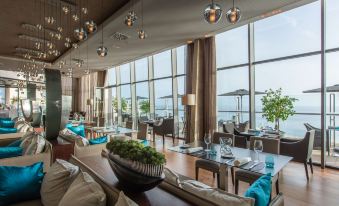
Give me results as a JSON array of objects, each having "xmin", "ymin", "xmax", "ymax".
[{"xmin": 78, "ymin": 155, "xmax": 194, "ymax": 206}]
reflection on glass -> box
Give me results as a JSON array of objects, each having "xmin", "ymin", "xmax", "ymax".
[
  {"xmin": 154, "ymin": 78, "xmax": 173, "ymax": 118},
  {"xmin": 154, "ymin": 50, "xmax": 172, "ymax": 78},
  {"xmin": 254, "ymin": 1, "xmax": 320, "ymax": 61}
]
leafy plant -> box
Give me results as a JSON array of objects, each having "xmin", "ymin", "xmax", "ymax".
[
  {"xmin": 106, "ymin": 140, "xmax": 166, "ymax": 165},
  {"xmin": 139, "ymin": 100, "xmax": 150, "ymax": 115},
  {"xmin": 10, "ymin": 97, "xmax": 19, "ymax": 105},
  {"xmin": 112, "ymin": 97, "xmax": 127, "ymax": 113},
  {"xmin": 261, "ymin": 88, "xmax": 297, "ymax": 131}
]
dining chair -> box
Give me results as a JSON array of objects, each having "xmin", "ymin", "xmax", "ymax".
[
  {"xmin": 304, "ymin": 123, "xmax": 329, "ymax": 155},
  {"xmin": 152, "ymin": 118, "xmax": 174, "ymax": 144},
  {"xmin": 125, "ymin": 121, "xmax": 133, "ymax": 137},
  {"xmin": 223, "ymin": 122, "xmax": 235, "ymax": 134},
  {"xmin": 137, "ymin": 122, "xmax": 148, "ymax": 140},
  {"xmin": 280, "ymin": 130, "xmax": 315, "ymax": 180},
  {"xmin": 234, "ymin": 136, "xmax": 280, "ymax": 195},
  {"xmin": 195, "ymin": 132, "xmax": 234, "ymax": 187},
  {"xmin": 234, "ymin": 135, "xmax": 247, "ymax": 149}
]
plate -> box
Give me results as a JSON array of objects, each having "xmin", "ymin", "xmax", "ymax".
[{"xmin": 179, "ymin": 144, "xmax": 191, "ymax": 149}]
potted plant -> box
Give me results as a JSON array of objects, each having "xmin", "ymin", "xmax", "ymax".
[
  {"xmin": 261, "ymin": 88, "xmax": 297, "ymax": 132},
  {"xmin": 139, "ymin": 100, "xmax": 150, "ymax": 117},
  {"xmin": 106, "ymin": 140, "xmax": 166, "ymax": 191}
]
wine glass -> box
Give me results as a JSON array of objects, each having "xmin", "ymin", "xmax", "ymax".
[
  {"xmin": 220, "ymin": 137, "xmax": 233, "ymax": 156},
  {"xmin": 204, "ymin": 133, "xmax": 212, "ymax": 152},
  {"xmin": 253, "ymin": 140, "xmax": 263, "ymax": 162}
]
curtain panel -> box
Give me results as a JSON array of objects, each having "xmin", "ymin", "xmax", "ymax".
[{"xmin": 186, "ymin": 37, "xmax": 217, "ymax": 143}]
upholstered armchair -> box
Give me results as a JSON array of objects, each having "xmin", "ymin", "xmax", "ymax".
[
  {"xmin": 280, "ymin": 130, "xmax": 315, "ymax": 180},
  {"xmin": 153, "ymin": 118, "xmax": 174, "ymax": 144},
  {"xmin": 137, "ymin": 122, "xmax": 148, "ymax": 140},
  {"xmin": 223, "ymin": 122, "xmax": 235, "ymax": 134}
]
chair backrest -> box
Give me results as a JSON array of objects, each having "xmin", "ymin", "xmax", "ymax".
[
  {"xmin": 125, "ymin": 121, "xmax": 133, "ymax": 129},
  {"xmin": 223, "ymin": 122, "xmax": 234, "ymax": 134},
  {"xmin": 307, "ymin": 130, "xmax": 315, "ymax": 160},
  {"xmin": 304, "ymin": 123, "xmax": 319, "ymax": 131},
  {"xmin": 234, "ymin": 135, "xmax": 247, "ymax": 149},
  {"xmin": 137, "ymin": 122, "xmax": 148, "ymax": 140},
  {"xmin": 238, "ymin": 121, "xmax": 249, "ymax": 132},
  {"xmin": 249, "ymin": 136, "xmax": 280, "ymax": 154},
  {"xmin": 212, "ymin": 132, "xmax": 234, "ymax": 145}
]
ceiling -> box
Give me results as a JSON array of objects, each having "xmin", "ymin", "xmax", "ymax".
[{"xmin": 0, "ymin": 0, "xmax": 315, "ymax": 77}]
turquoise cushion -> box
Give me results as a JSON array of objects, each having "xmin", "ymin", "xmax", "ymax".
[
  {"xmin": 7, "ymin": 140, "xmax": 22, "ymax": 147},
  {"xmin": 244, "ymin": 173, "xmax": 272, "ymax": 206},
  {"xmin": 0, "ymin": 128, "xmax": 17, "ymax": 134},
  {"xmin": 66, "ymin": 123, "xmax": 85, "ymax": 137},
  {"xmin": 0, "ymin": 118, "xmax": 11, "ymax": 121},
  {"xmin": 0, "ymin": 162, "xmax": 44, "ymax": 206},
  {"xmin": 89, "ymin": 136, "xmax": 108, "ymax": 145},
  {"xmin": 0, "ymin": 120, "xmax": 15, "ymax": 128},
  {"xmin": 0, "ymin": 147, "xmax": 23, "ymax": 159}
]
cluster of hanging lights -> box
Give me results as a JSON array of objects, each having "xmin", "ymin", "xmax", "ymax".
[
  {"xmin": 123, "ymin": 0, "xmax": 147, "ymax": 40},
  {"xmin": 96, "ymin": 0, "xmax": 108, "ymax": 57},
  {"xmin": 204, "ymin": 0, "xmax": 241, "ymax": 24}
]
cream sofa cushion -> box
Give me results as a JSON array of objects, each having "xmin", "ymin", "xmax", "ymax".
[
  {"xmin": 163, "ymin": 167, "xmax": 180, "ymax": 187},
  {"xmin": 58, "ymin": 172, "xmax": 106, "ymax": 206},
  {"xmin": 40, "ymin": 159, "xmax": 80, "ymax": 206},
  {"xmin": 181, "ymin": 180, "xmax": 254, "ymax": 206},
  {"xmin": 19, "ymin": 132, "xmax": 36, "ymax": 153},
  {"xmin": 115, "ymin": 191, "xmax": 138, "ymax": 206},
  {"xmin": 25, "ymin": 134, "xmax": 46, "ymax": 155}
]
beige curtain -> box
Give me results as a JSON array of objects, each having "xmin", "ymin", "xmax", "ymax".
[
  {"xmin": 61, "ymin": 76, "xmax": 72, "ymax": 96},
  {"xmin": 186, "ymin": 37, "xmax": 217, "ymax": 143}
]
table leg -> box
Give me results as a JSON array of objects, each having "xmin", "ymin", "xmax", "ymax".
[{"xmin": 219, "ymin": 164, "xmax": 229, "ymax": 192}]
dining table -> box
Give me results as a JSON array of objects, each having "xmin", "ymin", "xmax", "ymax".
[
  {"xmin": 89, "ymin": 126, "xmax": 138, "ymax": 139},
  {"xmin": 168, "ymin": 141, "xmax": 292, "ymax": 192}
]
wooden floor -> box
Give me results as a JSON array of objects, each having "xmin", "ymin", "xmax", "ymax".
[{"xmin": 151, "ymin": 136, "xmax": 339, "ymax": 206}]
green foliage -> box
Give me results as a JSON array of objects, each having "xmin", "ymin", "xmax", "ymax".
[
  {"xmin": 10, "ymin": 97, "xmax": 18, "ymax": 105},
  {"xmin": 112, "ymin": 97, "xmax": 127, "ymax": 113},
  {"xmin": 106, "ymin": 140, "xmax": 166, "ymax": 165},
  {"xmin": 139, "ymin": 100, "xmax": 150, "ymax": 115},
  {"xmin": 261, "ymin": 88, "xmax": 297, "ymax": 123}
]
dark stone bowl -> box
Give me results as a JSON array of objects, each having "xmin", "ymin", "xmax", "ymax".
[{"xmin": 107, "ymin": 157, "xmax": 165, "ymax": 192}]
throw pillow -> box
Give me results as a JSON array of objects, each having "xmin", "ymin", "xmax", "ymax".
[
  {"xmin": 163, "ymin": 167, "xmax": 180, "ymax": 187},
  {"xmin": 40, "ymin": 159, "xmax": 80, "ymax": 206},
  {"xmin": 89, "ymin": 136, "xmax": 108, "ymax": 145},
  {"xmin": 19, "ymin": 132, "xmax": 37, "ymax": 154},
  {"xmin": 58, "ymin": 172, "xmax": 106, "ymax": 206},
  {"xmin": 244, "ymin": 173, "xmax": 272, "ymax": 206},
  {"xmin": 24, "ymin": 134, "xmax": 46, "ymax": 155},
  {"xmin": 0, "ymin": 120, "xmax": 15, "ymax": 128},
  {"xmin": 66, "ymin": 123, "xmax": 85, "ymax": 137},
  {"xmin": 0, "ymin": 147, "xmax": 23, "ymax": 159},
  {"xmin": 181, "ymin": 180, "xmax": 253, "ymax": 206},
  {"xmin": 0, "ymin": 162, "xmax": 44, "ymax": 206},
  {"xmin": 115, "ymin": 191, "xmax": 138, "ymax": 206}
]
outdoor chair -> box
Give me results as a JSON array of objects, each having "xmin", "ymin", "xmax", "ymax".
[{"xmin": 304, "ymin": 123, "xmax": 330, "ymax": 155}]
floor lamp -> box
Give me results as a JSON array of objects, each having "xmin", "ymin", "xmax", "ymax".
[{"xmin": 182, "ymin": 94, "xmax": 196, "ymax": 144}]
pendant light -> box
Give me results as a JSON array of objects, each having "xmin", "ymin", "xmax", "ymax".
[
  {"xmin": 124, "ymin": 0, "xmax": 137, "ymax": 27},
  {"xmin": 84, "ymin": 0, "xmax": 97, "ymax": 33},
  {"xmin": 97, "ymin": 0, "xmax": 107, "ymax": 57},
  {"xmin": 138, "ymin": 0, "xmax": 147, "ymax": 39},
  {"xmin": 226, "ymin": 0, "xmax": 241, "ymax": 24},
  {"xmin": 74, "ymin": 0, "xmax": 88, "ymax": 41},
  {"xmin": 203, "ymin": 0, "xmax": 222, "ymax": 24}
]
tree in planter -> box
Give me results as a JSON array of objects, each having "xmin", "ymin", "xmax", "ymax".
[
  {"xmin": 112, "ymin": 97, "xmax": 127, "ymax": 113},
  {"xmin": 261, "ymin": 88, "xmax": 297, "ymax": 131},
  {"xmin": 139, "ymin": 100, "xmax": 150, "ymax": 116}
]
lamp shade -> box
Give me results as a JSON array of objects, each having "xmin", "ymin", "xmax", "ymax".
[{"xmin": 182, "ymin": 94, "xmax": 196, "ymax": 106}]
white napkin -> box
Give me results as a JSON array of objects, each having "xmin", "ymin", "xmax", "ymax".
[
  {"xmin": 185, "ymin": 147, "xmax": 203, "ymax": 154},
  {"xmin": 233, "ymin": 157, "xmax": 251, "ymax": 167}
]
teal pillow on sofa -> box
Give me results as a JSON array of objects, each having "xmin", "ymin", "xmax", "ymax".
[
  {"xmin": 7, "ymin": 139, "xmax": 22, "ymax": 147},
  {"xmin": 0, "ymin": 120, "xmax": 15, "ymax": 128},
  {"xmin": 0, "ymin": 147, "xmax": 23, "ymax": 159},
  {"xmin": 66, "ymin": 123, "xmax": 85, "ymax": 137},
  {"xmin": 0, "ymin": 162, "xmax": 44, "ymax": 206},
  {"xmin": 244, "ymin": 173, "xmax": 271, "ymax": 206},
  {"xmin": 0, "ymin": 118, "xmax": 11, "ymax": 122},
  {"xmin": 0, "ymin": 128, "xmax": 17, "ymax": 134},
  {"xmin": 89, "ymin": 136, "xmax": 108, "ymax": 145}
]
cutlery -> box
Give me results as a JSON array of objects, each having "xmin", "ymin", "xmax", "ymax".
[{"xmin": 248, "ymin": 162, "xmax": 260, "ymax": 170}]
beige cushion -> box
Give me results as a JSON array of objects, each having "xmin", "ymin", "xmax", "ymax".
[
  {"xmin": 58, "ymin": 172, "xmax": 106, "ymax": 206},
  {"xmin": 181, "ymin": 180, "xmax": 253, "ymax": 206},
  {"xmin": 75, "ymin": 137, "xmax": 89, "ymax": 147},
  {"xmin": 19, "ymin": 132, "xmax": 36, "ymax": 153},
  {"xmin": 163, "ymin": 167, "xmax": 180, "ymax": 187},
  {"xmin": 25, "ymin": 134, "xmax": 46, "ymax": 155},
  {"xmin": 115, "ymin": 191, "xmax": 138, "ymax": 206},
  {"xmin": 40, "ymin": 159, "xmax": 80, "ymax": 206}
]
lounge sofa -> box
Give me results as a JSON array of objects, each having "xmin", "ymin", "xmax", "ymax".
[
  {"xmin": 0, "ymin": 117, "xmax": 17, "ymax": 134},
  {"xmin": 160, "ymin": 168, "xmax": 284, "ymax": 206}
]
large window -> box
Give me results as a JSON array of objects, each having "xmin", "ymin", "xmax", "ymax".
[
  {"xmin": 154, "ymin": 78, "xmax": 173, "ymax": 118},
  {"xmin": 326, "ymin": 0, "xmax": 339, "ymax": 49},
  {"xmin": 120, "ymin": 84, "xmax": 131, "ymax": 122},
  {"xmin": 0, "ymin": 87, "xmax": 5, "ymax": 104},
  {"xmin": 154, "ymin": 50, "xmax": 172, "ymax": 78},
  {"xmin": 107, "ymin": 68, "xmax": 116, "ymax": 86},
  {"xmin": 135, "ymin": 58, "xmax": 148, "ymax": 81},
  {"xmin": 177, "ymin": 46, "xmax": 186, "ymax": 75},
  {"xmin": 254, "ymin": 1, "xmax": 320, "ymax": 61},
  {"xmin": 136, "ymin": 82, "xmax": 149, "ymax": 118},
  {"xmin": 120, "ymin": 63, "xmax": 130, "ymax": 84}
]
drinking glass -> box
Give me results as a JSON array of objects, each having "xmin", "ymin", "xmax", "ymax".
[
  {"xmin": 220, "ymin": 137, "xmax": 233, "ymax": 156},
  {"xmin": 204, "ymin": 133, "xmax": 212, "ymax": 152},
  {"xmin": 253, "ymin": 140, "xmax": 263, "ymax": 162}
]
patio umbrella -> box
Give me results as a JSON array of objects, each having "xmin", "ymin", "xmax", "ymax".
[
  {"xmin": 218, "ymin": 89, "xmax": 266, "ymax": 122},
  {"xmin": 302, "ymin": 84, "xmax": 339, "ymax": 93}
]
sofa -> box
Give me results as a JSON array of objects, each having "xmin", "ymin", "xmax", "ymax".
[
  {"xmin": 0, "ymin": 132, "xmax": 53, "ymax": 172},
  {"xmin": 160, "ymin": 168, "xmax": 284, "ymax": 206},
  {"xmin": 1, "ymin": 156, "xmax": 137, "ymax": 206},
  {"xmin": 0, "ymin": 117, "xmax": 17, "ymax": 134}
]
